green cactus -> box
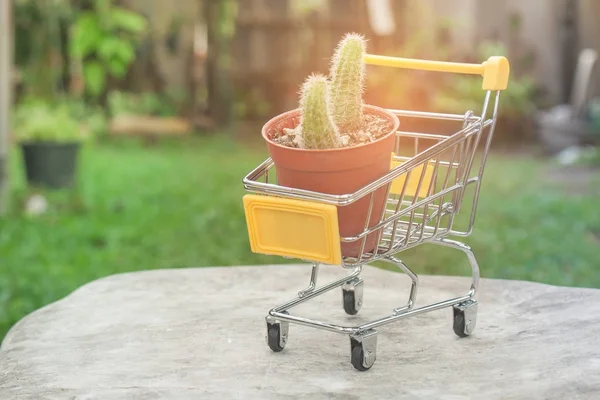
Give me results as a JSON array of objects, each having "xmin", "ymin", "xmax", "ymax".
[
  {"xmin": 328, "ymin": 32, "xmax": 366, "ymax": 131},
  {"xmin": 300, "ymin": 73, "xmax": 340, "ymax": 149}
]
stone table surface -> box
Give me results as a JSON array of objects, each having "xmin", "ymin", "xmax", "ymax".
[{"xmin": 1, "ymin": 264, "xmax": 599, "ymax": 400}]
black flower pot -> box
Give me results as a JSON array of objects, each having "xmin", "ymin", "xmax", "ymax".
[{"xmin": 21, "ymin": 141, "xmax": 81, "ymax": 189}]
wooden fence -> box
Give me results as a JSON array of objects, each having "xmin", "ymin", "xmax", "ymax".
[
  {"xmin": 119, "ymin": 0, "xmax": 410, "ymax": 129},
  {"xmin": 231, "ymin": 0, "xmax": 406, "ymax": 120}
]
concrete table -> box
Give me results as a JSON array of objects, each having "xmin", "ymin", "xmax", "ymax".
[{"xmin": 1, "ymin": 265, "xmax": 599, "ymax": 399}]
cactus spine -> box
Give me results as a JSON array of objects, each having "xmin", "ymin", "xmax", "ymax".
[
  {"xmin": 328, "ymin": 32, "xmax": 366, "ymax": 131},
  {"xmin": 300, "ymin": 74, "xmax": 340, "ymax": 149}
]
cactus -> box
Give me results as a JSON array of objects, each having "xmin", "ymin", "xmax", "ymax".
[
  {"xmin": 288, "ymin": 33, "xmax": 367, "ymax": 150},
  {"xmin": 328, "ymin": 32, "xmax": 366, "ymax": 131},
  {"xmin": 299, "ymin": 73, "xmax": 340, "ymax": 149}
]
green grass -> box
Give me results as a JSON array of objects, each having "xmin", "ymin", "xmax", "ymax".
[{"xmin": 1, "ymin": 135, "xmax": 600, "ymax": 339}]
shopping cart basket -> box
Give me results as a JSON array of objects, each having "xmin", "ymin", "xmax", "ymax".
[{"xmin": 242, "ymin": 54, "xmax": 510, "ymax": 371}]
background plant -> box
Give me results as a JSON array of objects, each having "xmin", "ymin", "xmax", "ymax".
[
  {"xmin": 69, "ymin": 0, "xmax": 148, "ymax": 99},
  {"xmin": 14, "ymin": 0, "xmax": 147, "ymax": 102},
  {"xmin": 13, "ymin": 98, "xmax": 86, "ymax": 143},
  {"xmin": 107, "ymin": 90, "xmax": 187, "ymax": 118},
  {"xmin": 13, "ymin": 0, "xmax": 73, "ymax": 100}
]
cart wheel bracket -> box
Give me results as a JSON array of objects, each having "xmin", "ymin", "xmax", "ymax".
[
  {"xmin": 349, "ymin": 329, "xmax": 377, "ymax": 371},
  {"xmin": 266, "ymin": 311, "xmax": 289, "ymax": 352},
  {"xmin": 342, "ymin": 278, "xmax": 364, "ymax": 316},
  {"xmin": 452, "ymin": 299, "xmax": 478, "ymax": 337}
]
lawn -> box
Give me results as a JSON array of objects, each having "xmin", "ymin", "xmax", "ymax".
[{"xmin": 1, "ymin": 134, "xmax": 600, "ymax": 339}]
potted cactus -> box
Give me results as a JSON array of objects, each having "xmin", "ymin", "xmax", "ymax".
[{"xmin": 261, "ymin": 33, "xmax": 400, "ymax": 258}]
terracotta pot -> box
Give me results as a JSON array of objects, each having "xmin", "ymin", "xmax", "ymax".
[{"xmin": 262, "ymin": 105, "xmax": 400, "ymax": 260}]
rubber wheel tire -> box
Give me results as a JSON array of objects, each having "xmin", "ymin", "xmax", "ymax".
[
  {"xmin": 453, "ymin": 312, "xmax": 469, "ymax": 338},
  {"xmin": 343, "ymin": 291, "xmax": 359, "ymax": 316},
  {"xmin": 351, "ymin": 345, "xmax": 370, "ymax": 371},
  {"xmin": 267, "ymin": 325, "xmax": 285, "ymax": 352}
]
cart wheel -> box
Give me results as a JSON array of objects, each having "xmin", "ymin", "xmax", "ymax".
[
  {"xmin": 349, "ymin": 329, "xmax": 377, "ymax": 371},
  {"xmin": 452, "ymin": 299, "xmax": 478, "ymax": 338},
  {"xmin": 266, "ymin": 311, "xmax": 289, "ymax": 352},
  {"xmin": 351, "ymin": 345, "xmax": 370, "ymax": 371},
  {"xmin": 342, "ymin": 278, "xmax": 363, "ymax": 316}
]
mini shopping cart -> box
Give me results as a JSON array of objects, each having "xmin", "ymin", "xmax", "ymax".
[{"xmin": 242, "ymin": 54, "xmax": 510, "ymax": 371}]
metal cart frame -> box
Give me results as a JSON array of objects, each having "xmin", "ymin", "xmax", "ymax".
[{"xmin": 242, "ymin": 54, "xmax": 510, "ymax": 371}]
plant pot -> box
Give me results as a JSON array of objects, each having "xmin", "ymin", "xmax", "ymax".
[
  {"xmin": 21, "ymin": 141, "xmax": 81, "ymax": 189},
  {"xmin": 262, "ymin": 105, "xmax": 400, "ymax": 260}
]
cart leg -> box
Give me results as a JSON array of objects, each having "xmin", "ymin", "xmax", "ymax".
[
  {"xmin": 341, "ymin": 277, "xmax": 363, "ymax": 315},
  {"xmin": 298, "ymin": 262, "xmax": 319, "ymax": 298},
  {"xmin": 434, "ymin": 238, "xmax": 480, "ymax": 297},
  {"xmin": 381, "ymin": 256, "xmax": 418, "ymax": 314},
  {"xmin": 433, "ymin": 238, "xmax": 480, "ymax": 337},
  {"xmin": 349, "ymin": 329, "xmax": 377, "ymax": 371},
  {"xmin": 266, "ymin": 311, "xmax": 289, "ymax": 352}
]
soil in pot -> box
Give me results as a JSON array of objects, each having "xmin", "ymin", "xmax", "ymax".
[
  {"xmin": 262, "ymin": 105, "xmax": 400, "ymax": 260},
  {"xmin": 21, "ymin": 141, "xmax": 80, "ymax": 189}
]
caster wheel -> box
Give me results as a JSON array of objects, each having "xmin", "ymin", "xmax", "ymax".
[
  {"xmin": 343, "ymin": 291, "xmax": 359, "ymax": 315},
  {"xmin": 453, "ymin": 299, "xmax": 477, "ymax": 338},
  {"xmin": 351, "ymin": 345, "xmax": 371, "ymax": 371},
  {"xmin": 266, "ymin": 311, "xmax": 289, "ymax": 352},
  {"xmin": 349, "ymin": 329, "xmax": 377, "ymax": 371},
  {"xmin": 342, "ymin": 278, "xmax": 363, "ymax": 316}
]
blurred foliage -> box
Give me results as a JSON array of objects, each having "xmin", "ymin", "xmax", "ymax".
[
  {"xmin": 107, "ymin": 89, "xmax": 188, "ymax": 118},
  {"xmin": 108, "ymin": 91, "xmax": 169, "ymax": 117},
  {"xmin": 575, "ymin": 147, "xmax": 600, "ymax": 166},
  {"xmin": 59, "ymin": 97, "xmax": 109, "ymax": 137},
  {"xmin": 14, "ymin": 99, "xmax": 84, "ymax": 143},
  {"xmin": 14, "ymin": 0, "xmax": 148, "ymax": 101},
  {"xmin": 233, "ymin": 88, "xmax": 272, "ymax": 120},
  {"xmin": 217, "ymin": 0, "xmax": 238, "ymax": 39},
  {"xmin": 69, "ymin": 0, "xmax": 148, "ymax": 98},
  {"xmin": 13, "ymin": 97, "xmax": 106, "ymax": 143},
  {"xmin": 290, "ymin": 0, "xmax": 328, "ymax": 17},
  {"xmin": 13, "ymin": 0, "xmax": 73, "ymax": 99},
  {"xmin": 587, "ymin": 98, "xmax": 600, "ymax": 133}
]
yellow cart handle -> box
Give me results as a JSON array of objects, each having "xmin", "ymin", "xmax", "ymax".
[{"xmin": 364, "ymin": 54, "xmax": 510, "ymax": 91}]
